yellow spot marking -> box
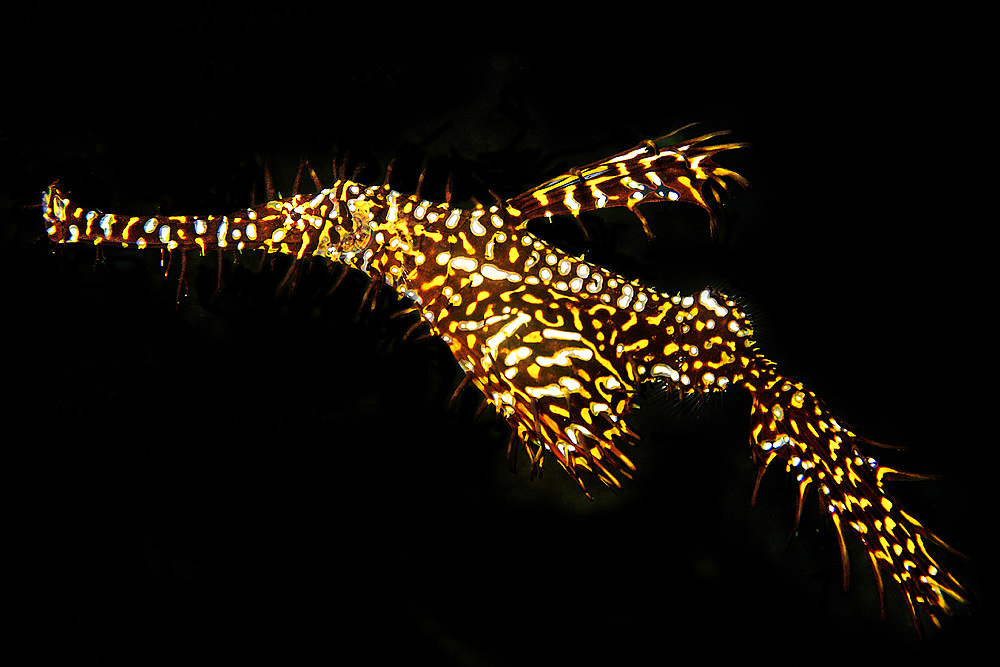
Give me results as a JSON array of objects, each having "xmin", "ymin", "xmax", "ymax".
[
  {"xmin": 549, "ymin": 405, "xmax": 570, "ymax": 418},
  {"xmin": 620, "ymin": 311, "xmax": 638, "ymax": 332},
  {"xmin": 677, "ymin": 175, "xmax": 707, "ymax": 207},
  {"xmin": 421, "ymin": 274, "xmax": 446, "ymax": 291},
  {"xmin": 420, "ymin": 228, "xmax": 443, "ymax": 243},
  {"xmin": 587, "ymin": 303, "xmax": 616, "ymax": 317},
  {"xmin": 457, "ymin": 231, "xmax": 475, "ymax": 255},
  {"xmin": 706, "ymin": 352, "xmax": 736, "ymax": 368},
  {"xmin": 535, "ymin": 310, "xmax": 564, "ymax": 327},
  {"xmin": 622, "ymin": 339, "xmax": 648, "ymax": 353},
  {"xmin": 499, "ymin": 285, "xmax": 526, "ymax": 303},
  {"xmin": 644, "ymin": 303, "xmax": 673, "ymax": 326},
  {"xmin": 122, "ymin": 217, "xmax": 139, "ymax": 240},
  {"xmin": 296, "ymin": 230, "xmax": 311, "ymax": 260}
]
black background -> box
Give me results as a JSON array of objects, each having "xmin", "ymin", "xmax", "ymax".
[{"xmin": 4, "ymin": 4, "xmax": 992, "ymax": 663}]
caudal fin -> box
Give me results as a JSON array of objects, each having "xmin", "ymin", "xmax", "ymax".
[{"xmin": 747, "ymin": 373, "xmax": 966, "ymax": 633}]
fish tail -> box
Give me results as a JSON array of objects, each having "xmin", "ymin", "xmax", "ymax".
[{"xmin": 745, "ymin": 371, "xmax": 966, "ymax": 632}]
